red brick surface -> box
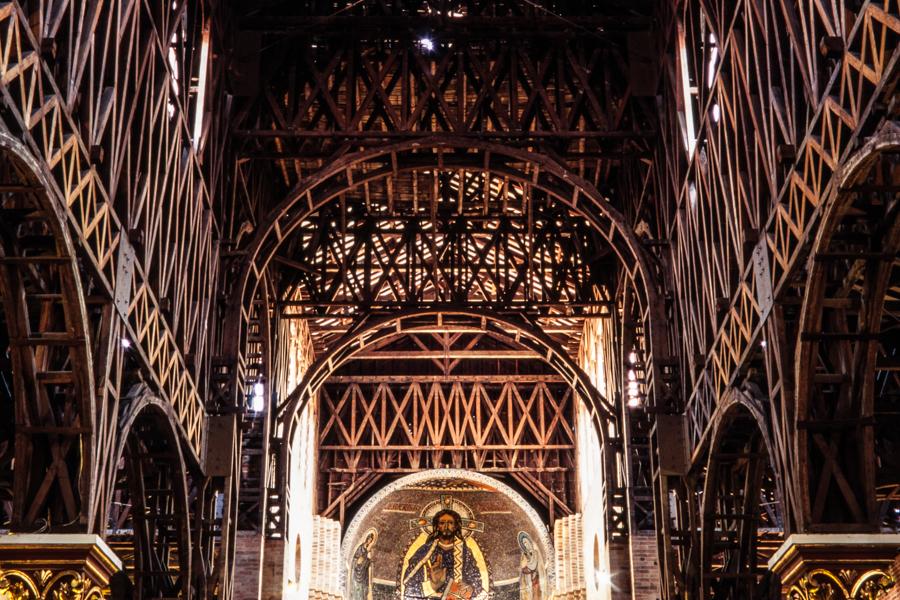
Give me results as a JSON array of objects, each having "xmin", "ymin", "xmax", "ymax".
[
  {"xmin": 233, "ymin": 532, "xmax": 263, "ymax": 600},
  {"xmin": 630, "ymin": 533, "xmax": 660, "ymax": 600},
  {"xmin": 261, "ymin": 538, "xmax": 285, "ymax": 600}
]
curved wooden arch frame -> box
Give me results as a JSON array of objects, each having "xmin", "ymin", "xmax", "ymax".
[
  {"xmin": 279, "ymin": 309, "xmax": 615, "ymax": 440},
  {"xmin": 699, "ymin": 386, "xmax": 783, "ymax": 599},
  {"xmin": 795, "ymin": 129, "xmax": 900, "ymax": 528},
  {"xmin": 0, "ymin": 132, "xmax": 96, "ymax": 527},
  {"xmin": 111, "ymin": 391, "xmax": 192, "ymax": 599},
  {"xmin": 231, "ymin": 139, "xmax": 668, "ymax": 374},
  {"xmin": 279, "ymin": 310, "xmax": 619, "ymax": 532},
  {"xmin": 237, "ymin": 138, "xmax": 656, "ymax": 305}
]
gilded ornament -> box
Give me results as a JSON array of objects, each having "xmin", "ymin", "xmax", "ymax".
[
  {"xmin": 854, "ymin": 572, "xmax": 894, "ymax": 600},
  {"xmin": 0, "ymin": 571, "xmax": 36, "ymax": 600}
]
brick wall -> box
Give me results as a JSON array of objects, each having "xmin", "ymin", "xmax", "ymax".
[
  {"xmin": 630, "ymin": 533, "xmax": 659, "ymax": 600},
  {"xmin": 233, "ymin": 531, "xmax": 263, "ymax": 600},
  {"xmin": 261, "ymin": 538, "xmax": 286, "ymax": 600},
  {"xmin": 608, "ymin": 543, "xmax": 632, "ymax": 600}
]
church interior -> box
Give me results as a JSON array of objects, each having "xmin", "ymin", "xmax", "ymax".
[{"xmin": 0, "ymin": 0, "xmax": 897, "ymax": 598}]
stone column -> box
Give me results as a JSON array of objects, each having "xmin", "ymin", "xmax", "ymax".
[
  {"xmin": 767, "ymin": 534, "xmax": 900, "ymax": 599},
  {"xmin": 0, "ymin": 534, "xmax": 122, "ymax": 598}
]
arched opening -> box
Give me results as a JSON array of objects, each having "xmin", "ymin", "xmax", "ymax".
[
  {"xmin": 0, "ymin": 137, "xmax": 94, "ymax": 532},
  {"xmin": 700, "ymin": 390, "xmax": 784, "ymax": 600},
  {"xmin": 274, "ymin": 309, "xmax": 620, "ymax": 598},
  {"xmin": 339, "ymin": 469, "xmax": 554, "ymax": 599},
  {"xmin": 105, "ymin": 394, "xmax": 192, "ymax": 599},
  {"xmin": 796, "ymin": 131, "xmax": 900, "ymax": 529}
]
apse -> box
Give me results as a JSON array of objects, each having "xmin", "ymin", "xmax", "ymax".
[{"xmin": 340, "ymin": 470, "xmax": 553, "ymax": 600}]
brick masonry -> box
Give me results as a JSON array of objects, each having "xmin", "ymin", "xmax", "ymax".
[
  {"xmin": 261, "ymin": 538, "xmax": 286, "ymax": 600},
  {"xmin": 233, "ymin": 531, "xmax": 263, "ymax": 600},
  {"xmin": 630, "ymin": 533, "xmax": 660, "ymax": 600}
]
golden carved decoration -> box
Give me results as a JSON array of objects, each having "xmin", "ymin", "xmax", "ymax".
[
  {"xmin": 0, "ymin": 569, "xmax": 107, "ymax": 600},
  {"xmin": 852, "ymin": 570, "xmax": 895, "ymax": 600},
  {"xmin": 790, "ymin": 569, "xmax": 850, "ymax": 600},
  {"xmin": 787, "ymin": 568, "xmax": 895, "ymax": 600},
  {"xmin": 0, "ymin": 570, "xmax": 39, "ymax": 600}
]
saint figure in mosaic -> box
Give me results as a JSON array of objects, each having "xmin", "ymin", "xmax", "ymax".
[
  {"xmin": 349, "ymin": 528, "xmax": 377, "ymax": 600},
  {"xmin": 517, "ymin": 531, "xmax": 545, "ymax": 600}
]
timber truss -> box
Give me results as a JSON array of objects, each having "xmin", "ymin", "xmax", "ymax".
[
  {"xmin": 653, "ymin": 0, "xmax": 900, "ymax": 597},
  {"xmin": 276, "ymin": 183, "xmax": 616, "ymax": 356},
  {"xmin": 227, "ymin": 0, "xmax": 666, "ymax": 554},
  {"xmin": 230, "ymin": 0, "xmax": 655, "ymax": 175},
  {"xmin": 316, "ymin": 331, "xmax": 578, "ymax": 525}
]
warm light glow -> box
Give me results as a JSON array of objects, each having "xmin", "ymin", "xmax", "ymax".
[
  {"xmin": 706, "ymin": 33, "xmax": 719, "ymax": 89},
  {"xmin": 677, "ymin": 21, "xmax": 697, "ymax": 155},
  {"xmin": 192, "ymin": 22, "xmax": 211, "ymax": 149}
]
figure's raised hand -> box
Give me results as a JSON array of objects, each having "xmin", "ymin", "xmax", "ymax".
[{"xmin": 428, "ymin": 553, "xmax": 447, "ymax": 586}]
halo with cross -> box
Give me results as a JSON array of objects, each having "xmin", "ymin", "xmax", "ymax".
[{"xmin": 408, "ymin": 494, "xmax": 485, "ymax": 538}]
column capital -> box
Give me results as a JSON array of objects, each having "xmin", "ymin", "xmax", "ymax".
[
  {"xmin": 768, "ymin": 534, "xmax": 900, "ymax": 599},
  {"xmin": 0, "ymin": 534, "xmax": 122, "ymax": 599}
]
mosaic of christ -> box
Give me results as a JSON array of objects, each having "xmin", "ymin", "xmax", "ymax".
[{"xmin": 344, "ymin": 477, "xmax": 550, "ymax": 600}]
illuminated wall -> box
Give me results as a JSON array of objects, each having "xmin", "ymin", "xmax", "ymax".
[
  {"xmin": 577, "ymin": 318, "xmax": 613, "ymax": 600},
  {"xmin": 280, "ymin": 320, "xmax": 320, "ymax": 599}
]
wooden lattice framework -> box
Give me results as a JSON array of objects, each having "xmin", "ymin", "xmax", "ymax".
[
  {"xmin": 0, "ymin": 0, "xmax": 232, "ymax": 598},
  {"xmin": 225, "ymin": 0, "xmax": 674, "ymax": 561},
  {"xmin": 652, "ymin": 0, "xmax": 900, "ymax": 597}
]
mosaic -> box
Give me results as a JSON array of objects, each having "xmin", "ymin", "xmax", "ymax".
[{"xmin": 342, "ymin": 472, "xmax": 552, "ymax": 600}]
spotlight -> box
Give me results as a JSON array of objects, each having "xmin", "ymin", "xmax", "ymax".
[
  {"xmin": 121, "ymin": 338, "xmax": 132, "ymax": 349},
  {"xmin": 253, "ymin": 382, "xmax": 265, "ymax": 397},
  {"xmin": 251, "ymin": 394, "xmax": 265, "ymax": 413},
  {"xmin": 419, "ymin": 37, "xmax": 435, "ymax": 51},
  {"xmin": 596, "ymin": 570, "xmax": 613, "ymax": 587}
]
